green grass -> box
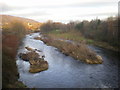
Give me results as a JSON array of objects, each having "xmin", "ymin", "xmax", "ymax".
[
  {"xmin": 47, "ymin": 30, "xmax": 86, "ymax": 42},
  {"xmin": 46, "ymin": 30, "xmax": 119, "ymax": 52}
]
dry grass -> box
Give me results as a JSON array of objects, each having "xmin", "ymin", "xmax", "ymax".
[
  {"xmin": 44, "ymin": 30, "xmax": 119, "ymax": 52},
  {"xmin": 38, "ymin": 36, "xmax": 103, "ymax": 64},
  {"xmin": 2, "ymin": 34, "xmax": 26, "ymax": 88},
  {"xmin": 2, "ymin": 21, "xmax": 26, "ymax": 88}
]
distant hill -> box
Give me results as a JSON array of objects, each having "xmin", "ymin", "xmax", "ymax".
[{"xmin": 0, "ymin": 15, "xmax": 42, "ymax": 31}]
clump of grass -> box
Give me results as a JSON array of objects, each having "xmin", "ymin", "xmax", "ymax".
[{"xmin": 86, "ymin": 39, "xmax": 94, "ymax": 44}]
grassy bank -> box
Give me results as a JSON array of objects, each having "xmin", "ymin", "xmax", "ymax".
[
  {"xmin": 45, "ymin": 30, "xmax": 119, "ymax": 52},
  {"xmin": 2, "ymin": 21, "xmax": 27, "ymax": 88}
]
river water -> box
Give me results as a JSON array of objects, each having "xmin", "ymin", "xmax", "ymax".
[{"xmin": 16, "ymin": 33, "xmax": 119, "ymax": 88}]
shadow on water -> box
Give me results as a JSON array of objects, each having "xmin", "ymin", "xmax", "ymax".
[{"xmin": 16, "ymin": 33, "xmax": 119, "ymax": 88}]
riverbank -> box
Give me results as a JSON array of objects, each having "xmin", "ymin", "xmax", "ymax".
[
  {"xmin": 2, "ymin": 21, "xmax": 27, "ymax": 88},
  {"xmin": 2, "ymin": 33, "xmax": 27, "ymax": 88},
  {"xmin": 44, "ymin": 30, "xmax": 119, "ymax": 53}
]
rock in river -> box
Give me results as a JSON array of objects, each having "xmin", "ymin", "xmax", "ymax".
[
  {"xmin": 18, "ymin": 50, "xmax": 48, "ymax": 73},
  {"xmin": 85, "ymin": 55, "xmax": 103, "ymax": 64},
  {"xmin": 19, "ymin": 51, "xmax": 40, "ymax": 61},
  {"xmin": 19, "ymin": 53, "xmax": 29, "ymax": 61},
  {"xmin": 29, "ymin": 60, "xmax": 48, "ymax": 73},
  {"xmin": 25, "ymin": 47, "xmax": 34, "ymax": 51}
]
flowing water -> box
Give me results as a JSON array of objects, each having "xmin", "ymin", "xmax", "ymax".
[{"xmin": 16, "ymin": 33, "xmax": 119, "ymax": 88}]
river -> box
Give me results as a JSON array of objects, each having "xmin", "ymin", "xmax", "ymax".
[{"xmin": 16, "ymin": 33, "xmax": 119, "ymax": 88}]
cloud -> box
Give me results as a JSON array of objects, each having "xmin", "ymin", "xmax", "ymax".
[
  {"xmin": 0, "ymin": 3, "xmax": 12, "ymax": 12},
  {"xmin": 66, "ymin": 1, "xmax": 117, "ymax": 8},
  {"xmin": 0, "ymin": 3, "xmax": 29, "ymax": 12},
  {"xmin": 119, "ymin": 1, "xmax": 120, "ymax": 16},
  {"xmin": 32, "ymin": 1, "xmax": 117, "ymax": 9},
  {"xmin": 77, "ymin": 12, "xmax": 117, "ymax": 17},
  {"xmin": 0, "ymin": 0, "xmax": 118, "ymax": 23},
  {"xmin": 1, "ymin": 1, "xmax": 117, "ymax": 13},
  {"xmin": 17, "ymin": 11, "xmax": 50, "ymax": 17}
]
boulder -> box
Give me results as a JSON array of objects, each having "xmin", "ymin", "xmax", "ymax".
[
  {"xmin": 19, "ymin": 51, "xmax": 48, "ymax": 73},
  {"xmin": 34, "ymin": 37, "xmax": 42, "ymax": 40},
  {"xmin": 29, "ymin": 58, "xmax": 44, "ymax": 65},
  {"xmin": 25, "ymin": 47, "xmax": 34, "ymax": 51},
  {"xmin": 29, "ymin": 60, "xmax": 48, "ymax": 73},
  {"xmin": 96, "ymin": 55, "xmax": 102, "ymax": 60},
  {"xmin": 85, "ymin": 59, "xmax": 94, "ymax": 64},
  {"xmin": 19, "ymin": 53, "xmax": 29, "ymax": 61},
  {"xmin": 85, "ymin": 58, "xmax": 103, "ymax": 64},
  {"xmin": 19, "ymin": 51, "xmax": 40, "ymax": 61}
]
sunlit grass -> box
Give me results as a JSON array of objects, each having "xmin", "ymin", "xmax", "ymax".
[{"xmin": 47, "ymin": 30, "xmax": 86, "ymax": 42}]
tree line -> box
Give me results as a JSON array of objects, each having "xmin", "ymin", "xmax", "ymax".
[
  {"xmin": 75, "ymin": 17, "xmax": 119, "ymax": 47},
  {"xmin": 40, "ymin": 16, "xmax": 119, "ymax": 47}
]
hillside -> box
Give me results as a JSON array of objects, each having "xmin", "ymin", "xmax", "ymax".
[{"xmin": 0, "ymin": 15, "xmax": 42, "ymax": 31}]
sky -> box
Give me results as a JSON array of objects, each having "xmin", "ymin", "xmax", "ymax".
[{"xmin": 0, "ymin": 0, "xmax": 119, "ymax": 23}]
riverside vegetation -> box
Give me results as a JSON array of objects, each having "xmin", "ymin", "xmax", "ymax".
[
  {"xmin": 2, "ymin": 15, "xmax": 42, "ymax": 88},
  {"xmin": 2, "ymin": 21, "xmax": 27, "ymax": 88},
  {"xmin": 40, "ymin": 17, "xmax": 119, "ymax": 52},
  {"xmin": 37, "ymin": 16, "xmax": 119, "ymax": 64}
]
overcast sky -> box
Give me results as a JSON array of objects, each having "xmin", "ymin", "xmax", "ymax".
[{"xmin": 0, "ymin": 0, "xmax": 119, "ymax": 23}]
